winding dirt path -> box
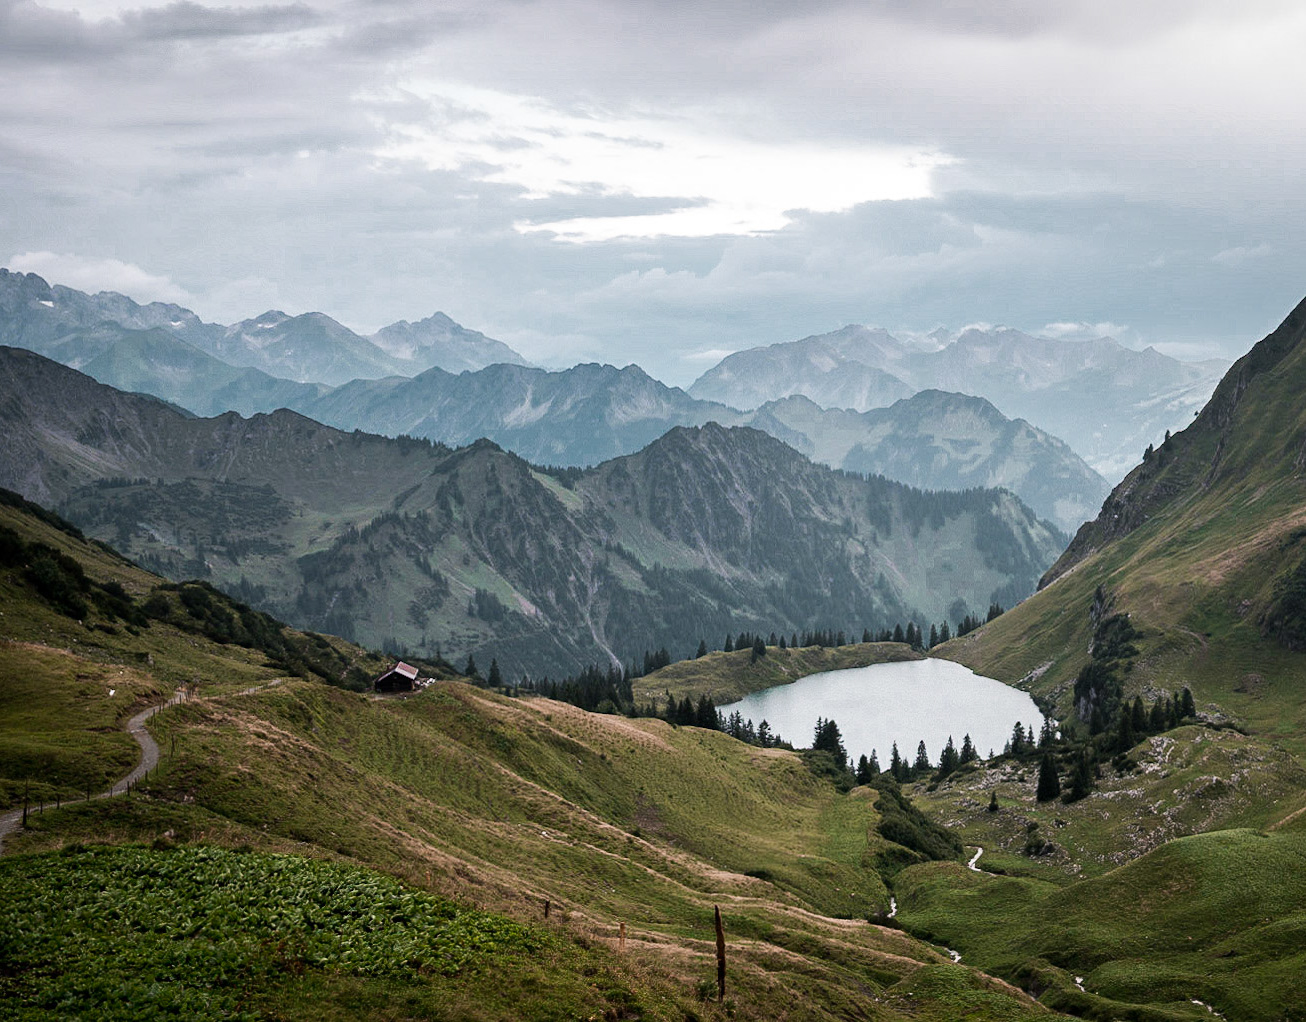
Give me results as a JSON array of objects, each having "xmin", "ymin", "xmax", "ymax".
[{"xmin": 0, "ymin": 688, "xmax": 189, "ymax": 854}]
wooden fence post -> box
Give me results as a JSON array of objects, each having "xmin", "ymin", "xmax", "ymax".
[{"xmin": 714, "ymin": 905, "xmax": 726, "ymax": 1002}]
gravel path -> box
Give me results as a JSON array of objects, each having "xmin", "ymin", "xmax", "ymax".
[{"xmin": 0, "ymin": 688, "xmax": 188, "ymax": 854}]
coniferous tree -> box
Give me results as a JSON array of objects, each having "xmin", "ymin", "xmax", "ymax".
[
  {"xmin": 1149, "ymin": 698, "xmax": 1167, "ymax": 732},
  {"xmin": 890, "ymin": 742, "xmax": 903, "ymax": 781},
  {"xmin": 939, "ymin": 621, "xmax": 951, "ymax": 643},
  {"xmin": 757, "ymin": 720, "xmax": 772, "ymax": 747},
  {"xmin": 913, "ymin": 740, "xmax": 931, "ymax": 774},
  {"xmin": 869, "ymin": 750, "xmax": 880, "ymax": 775},
  {"xmin": 1115, "ymin": 708, "xmax": 1135, "ymax": 752},
  {"xmin": 769, "ymin": 632, "xmax": 778, "ymax": 646},
  {"xmin": 938, "ymin": 736, "xmax": 959, "ymax": 778},
  {"xmin": 929, "ymin": 624, "xmax": 939, "ymax": 648},
  {"xmin": 812, "ymin": 718, "xmax": 849, "ymax": 770},
  {"xmin": 1131, "ymin": 695, "xmax": 1147, "ymax": 733},
  {"xmin": 1181, "ymin": 688, "xmax": 1196, "ymax": 718},
  {"xmin": 465, "ymin": 653, "xmax": 479, "ymax": 679},
  {"xmin": 1067, "ymin": 748, "xmax": 1094, "ymax": 802},
  {"xmin": 862, "ymin": 628, "xmax": 872, "ymax": 643},
  {"xmin": 988, "ymin": 790, "xmax": 999, "ymax": 812},
  {"xmin": 1036, "ymin": 753, "xmax": 1061, "ymax": 802},
  {"xmin": 959, "ymin": 733, "xmax": 977, "ymax": 764},
  {"xmin": 487, "ymin": 658, "xmax": 502, "ymax": 687},
  {"xmin": 696, "ymin": 639, "xmax": 708, "ymax": 659},
  {"xmin": 893, "ymin": 623, "xmax": 905, "ymax": 644},
  {"xmin": 723, "ymin": 634, "xmax": 734, "ymax": 653},
  {"xmin": 856, "ymin": 754, "xmax": 874, "ymax": 785},
  {"xmin": 778, "ymin": 634, "xmax": 786, "ymax": 649},
  {"xmin": 751, "ymin": 636, "xmax": 767, "ymax": 663}
]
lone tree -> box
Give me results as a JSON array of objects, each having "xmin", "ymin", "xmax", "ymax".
[
  {"xmin": 812, "ymin": 718, "xmax": 849, "ymax": 771},
  {"xmin": 487, "ymin": 658, "xmax": 502, "ymax": 687},
  {"xmin": 1035, "ymin": 752, "xmax": 1061, "ymax": 802}
]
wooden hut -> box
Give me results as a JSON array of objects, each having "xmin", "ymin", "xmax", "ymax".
[{"xmin": 373, "ymin": 661, "xmax": 419, "ymax": 693}]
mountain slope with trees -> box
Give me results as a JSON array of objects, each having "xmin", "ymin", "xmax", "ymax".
[{"xmin": 0, "ymin": 347, "xmax": 1065, "ymax": 677}]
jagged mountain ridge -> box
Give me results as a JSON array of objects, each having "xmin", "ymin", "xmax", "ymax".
[
  {"xmin": 751, "ymin": 391, "xmax": 1110, "ymax": 533},
  {"xmin": 1, "ymin": 267, "xmax": 1110, "ymax": 531},
  {"xmin": 0, "ymin": 268, "xmax": 528, "ymax": 387},
  {"xmin": 302, "ymin": 361, "xmax": 743, "ymax": 468},
  {"xmin": 0, "ymin": 347, "xmax": 1065, "ymax": 677},
  {"xmin": 303, "ymin": 363, "xmax": 1105, "ymax": 532},
  {"xmin": 690, "ymin": 324, "xmax": 1227, "ymax": 478}
]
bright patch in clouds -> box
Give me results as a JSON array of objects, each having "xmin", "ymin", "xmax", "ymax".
[
  {"xmin": 8, "ymin": 252, "xmax": 193, "ymax": 305},
  {"xmin": 1212, "ymin": 243, "xmax": 1272, "ymax": 266},
  {"xmin": 1041, "ymin": 321, "xmax": 1130, "ymax": 340},
  {"xmin": 376, "ymin": 83, "xmax": 952, "ymax": 241},
  {"xmin": 682, "ymin": 347, "xmax": 737, "ymax": 364}
]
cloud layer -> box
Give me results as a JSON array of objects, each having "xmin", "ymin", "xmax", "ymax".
[{"xmin": 2, "ymin": 0, "xmax": 1304, "ymax": 382}]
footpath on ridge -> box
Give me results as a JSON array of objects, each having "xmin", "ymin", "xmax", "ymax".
[{"xmin": 0, "ymin": 679, "xmax": 284, "ymax": 854}]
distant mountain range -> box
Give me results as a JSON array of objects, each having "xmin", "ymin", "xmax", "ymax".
[
  {"xmin": 0, "ymin": 347, "xmax": 1066, "ymax": 677},
  {"xmin": 0, "ymin": 267, "xmax": 528, "ymax": 388},
  {"xmin": 689, "ymin": 324, "xmax": 1228, "ymax": 479},
  {"xmin": 0, "ymin": 267, "xmax": 1121, "ymax": 532},
  {"xmin": 300, "ymin": 364, "xmax": 1107, "ymax": 532}
]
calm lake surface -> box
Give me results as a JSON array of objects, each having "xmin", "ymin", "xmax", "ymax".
[{"xmin": 720, "ymin": 658, "xmax": 1045, "ymax": 765}]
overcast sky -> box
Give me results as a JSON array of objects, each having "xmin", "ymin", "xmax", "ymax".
[{"xmin": 3, "ymin": 0, "xmax": 1304, "ymax": 384}]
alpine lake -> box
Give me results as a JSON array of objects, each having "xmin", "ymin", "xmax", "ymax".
[{"xmin": 720, "ymin": 658, "xmax": 1047, "ymax": 765}]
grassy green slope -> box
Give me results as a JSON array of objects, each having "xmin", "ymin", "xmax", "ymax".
[
  {"xmin": 895, "ymin": 828, "xmax": 1306, "ymax": 1021},
  {"xmin": 874, "ymin": 300, "xmax": 1306, "ymax": 1022},
  {"xmin": 636, "ymin": 641, "xmax": 922, "ymax": 704},
  {"xmin": 0, "ymin": 491, "xmax": 424, "ymax": 810},
  {"xmin": 933, "ymin": 297, "xmax": 1306, "ymax": 755},
  {"xmin": 0, "ymin": 494, "xmax": 1050, "ymax": 1021}
]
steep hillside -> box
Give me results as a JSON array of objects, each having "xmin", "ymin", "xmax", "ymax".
[
  {"xmin": 0, "ymin": 348, "xmax": 1064, "ymax": 677},
  {"xmin": 932, "ymin": 296, "xmax": 1306, "ymax": 751},
  {"xmin": 690, "ymin": 324, "xmax": 1226, "ymax": 478}
]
